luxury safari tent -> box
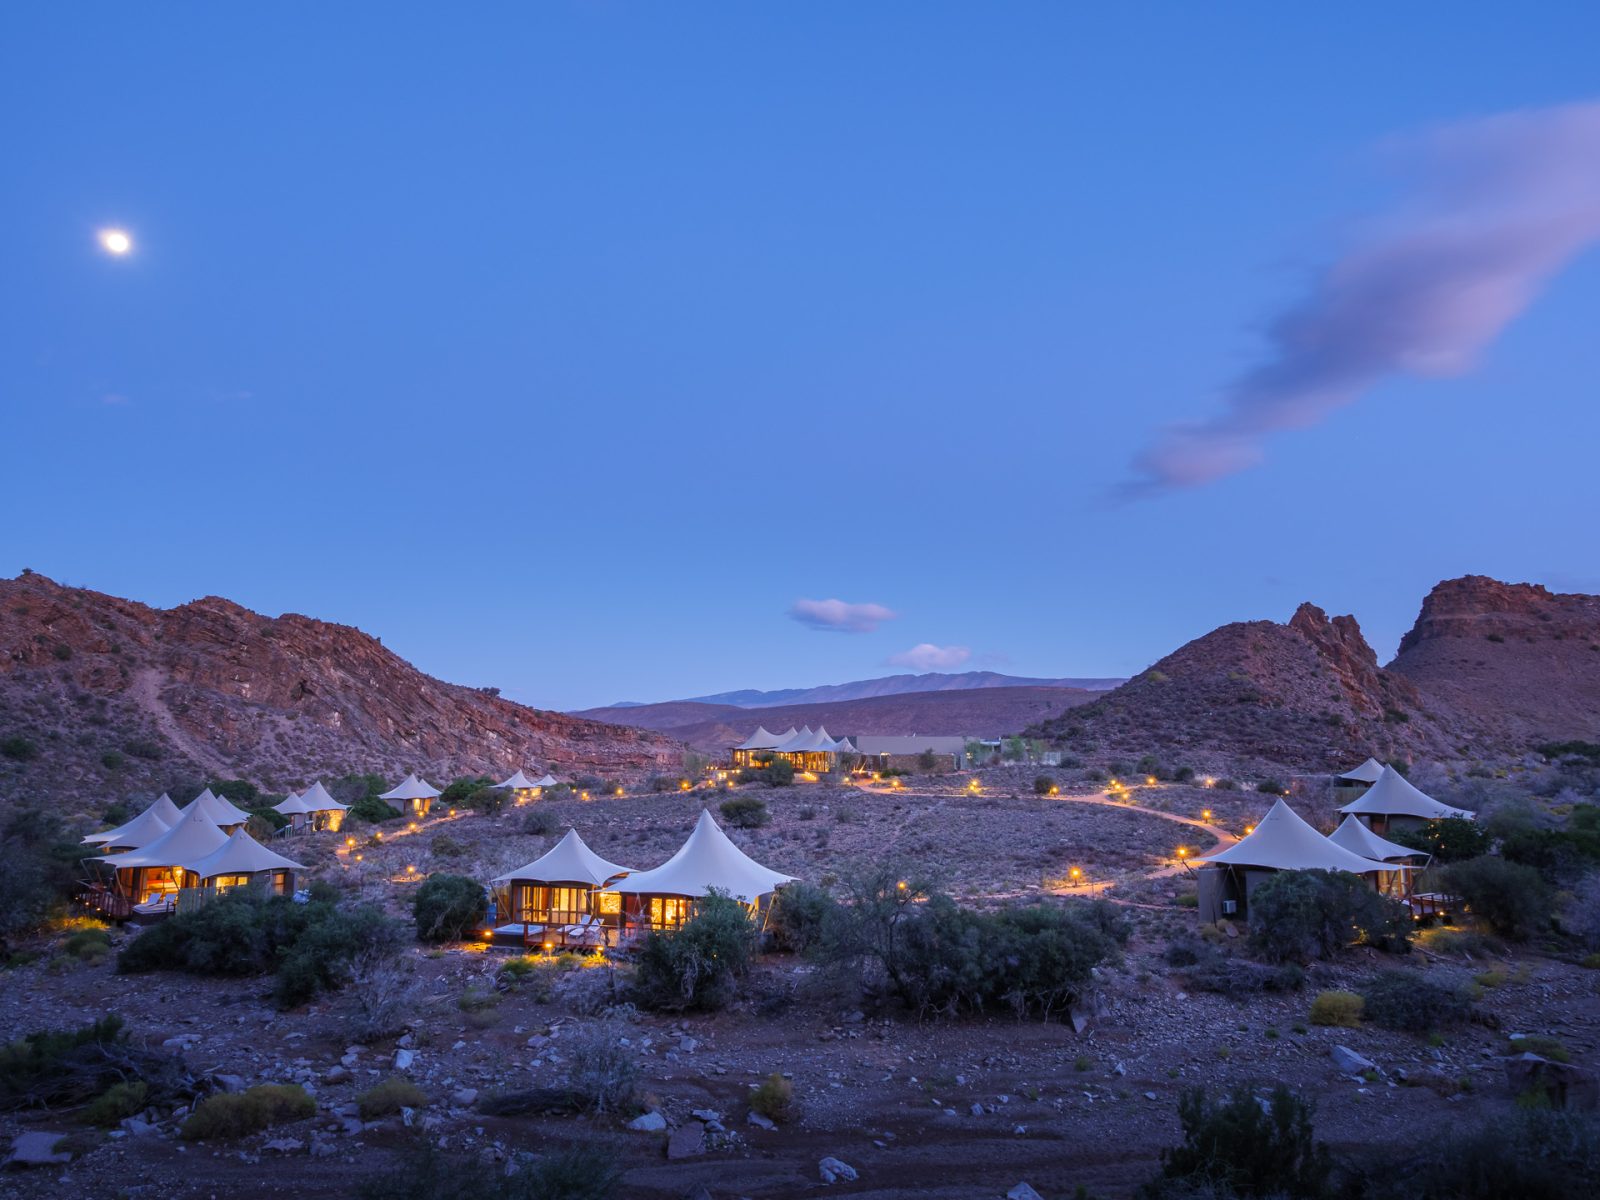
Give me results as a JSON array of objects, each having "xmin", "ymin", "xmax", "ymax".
[
  {"xmin": 274, "ymin": 780, "xmax": 348, "ymax": 833},
  {"xmin": 488, "ymin": 828, "xmax": 633, "ymax": 948},
  {"xmin": 771, "ymin": 726, "xmax": 853, "ymax": 773},
  {"xmin": 600, "ymin": 809, "xmax": 795, "ymax": 935},
  {"xmin": 380, "ymin": 773, "xmax": 441, "ymax": 818},
  {"xmin": 179, "ymin": 787, "xmax": 252, "ymax": 833},
  {"xmin": 90, "ymin": 806, "xmax": 230, "ymax": 918},
  {"xmin": 1194, "ymin": 799, "xmax": 1392, "ymax": 924},
  {"xmin": 82, "ymin": 793, "xmax": 183, "ymax": 853},
  {"xmin": 1338, "ymin": 765, "xmax": 1474, "ymax": 834},
  {"xmin": 1329, "ymin": 814, "xmax": 1427, "ymax": 899},
  {"xmin": 1333, "ymin": 757, "xmax": 1386, "ymax": 804},
  {"xmin": 731, "ymin": 727, "xmax": 792, "ymax": 768},
  {"xmin": 184, "ymin": 828, "xmax": 304, "ymax": 895},
  {"xmin": 494, "ymin": 769, "xmax": 549, "ymax": 805}
]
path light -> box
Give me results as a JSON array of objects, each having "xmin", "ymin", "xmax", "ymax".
[
  {"xmin": 408, "ymin": 822, "xmax": 419, "ymax": 832},
  {"xmin": 406, "ymin": 864, "xmax": 416, "ymax": 875},
  {"xmin": 1070, "ymin": 867, "xmax": 1082, "ymax": 885},
  {"xmin": 1145, "ymin": 776, "xmax": 1158, "ymax": 787},
  {"xmin": 374, "ymin": 831, "xmax": 383, "ymax": 841},
  {"xmin": 1176, "ymin": 847, "xmax": 1188, "ymax": 861},
  {"xmin": 679, "ymin": 780, "xmax": 692, "ymax": 792},
  {"xmin": 448, "ymin": 808, "xmax": 457, "ymax": 817},
  {"xmin": 354, "ymin": 853, "xmax": 364, "ymax": 862},
  {"xmin": 1244, "ymin": 824, "xmax": 1255, "ymax": 836},
  {"xmin": 1201, "ymin": 809, "xmax": 1212, "ymax": 821},
  {"xmin": 1048, "ymin": 785, "xmax": 1060, "ymax": 796},
  {"xmin": 580, "ymin": 791, "xmax": 591, "ymax": 802},
  {"xmin": 345, "ymin": 836, "xmax": 355, "ymax": 848},
  {"xmin": 1203, "ymin": 777, "xmax": 1215, "ymax": 788},
  {"xmin": 897, "ymin": 880, "xmax": 908, "ymax": 892},
  {"xmin": 615, "ymin": 786, "xmax": 625, "ymax": 797}
]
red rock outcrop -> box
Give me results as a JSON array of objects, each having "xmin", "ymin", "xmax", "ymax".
[{"xmin": 0, "ymin": 573, "xmax": 677, "ymax": 809}]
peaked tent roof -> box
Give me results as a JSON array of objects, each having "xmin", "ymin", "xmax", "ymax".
[
  {"xmin": 274, "ymin": 791, "xmax": 315, "ymax": 816},
  {"xmin": 491, "ymin": 828, "xmax": 634, "ymax": 886},
  {"xmin": 186, "ymin": 828, "xmax": 305, "ymax": 879},
  {"xmin": 600, "ymin": 809, "xmax": 795, "ymax": 902},
  {"xmin": 735, "ymin": 727, "xmax": 783, "ymax": 751},
  {"xmin": 1338, "ymin": 758, "xmax": 1387, "ymax": 784},
  {"xmin": 1329, "ymin": 815, "xmax": 1424, "ymax": 864},
  {"xmin": 495, "ymin": 770, "xmax": 540, "ymax": 790},
  {"xmin": 775, "ymin": 726, "xmax": 841, "ymax": 753},
  {"xmin": 298, "ymin": 780, "xmax": 347, "ymax": 811},
  {"xmin": 83, "ymin": 802, "xmax": 174, "ymax": 849},
  {"xmin": 1197, "ymin": 799, "xmax": 1391, "ymax": 874},
  {"xmin": 1338, "ymin": 766, "xmax": 1474, "ymax": 820},
  {"xmin": 98, "ymin": 806, "xmax": 230, "ymax": 869},
  {"xmin": 380, "ymin": 774, "xmax": 442, "ymax": 801},
  {"xmin": 531, "ymin": 773, "xmax": 560, "ymax": 789},
  {"xmin": 177, "ymin": 787, "xmax": 253, "ymax": 827}
]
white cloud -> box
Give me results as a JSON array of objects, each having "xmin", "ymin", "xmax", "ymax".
[
  {"xmin": 788, "ymin": 597, "xmax": 898, "ymax": 634},
  {"xmin": 885, "ymin": 643, "xmax": 972, "ymax": 671}
]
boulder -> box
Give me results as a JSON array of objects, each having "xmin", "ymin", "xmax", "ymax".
[
  {"xmin": 324, "ymin": 1066, "xmax": 352, "ymax": 1085},
  {"xmin": 1505, "ymin": 1053, "xmax": 1600, "ymax": 1111},
  {"xmin": 263, "ymin": 1137, "xmax": 305, "ymax": 1155},
  {"xmin": 393, "ymin": 1048, "xmax": 416, "ymax": 1071},
  {"xmin": 6, "ymin": 1132, "xmax": 72, "ymax": 1168},
  {"xmin": 666, "ymin": 1123, "xmax": 706, "ymax": 1160},
  {"xmin": 1007, "ymin": 1185, "xmax": 1044, "ymax": 1200},
  {"xmin": 213, "ymin": 1073, "xmax": 249, "ymax": 1094},
  {"xmin": 746, "ymin": 1111, "xmax": 776, "ymax": 1131},
  {"xmin": 819, "ymin": 1156, "xmax": 858, "ymax": 1184},
  {"xmin": 627, "ymin": 1111, "xmax": 667, "ymax": 1132},
  {"xmin": 1331, "ymin": 1045, "xmax": 1376, "ymax": 1075},
  {"xmin": 451, "ymin": 1088, "xmax": 478, "ymax": 1108}
]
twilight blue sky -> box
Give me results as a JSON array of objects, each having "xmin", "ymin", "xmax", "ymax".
[{"xmin": 4, "ymin": 4, "xmax": 1600, "ymax": 710}]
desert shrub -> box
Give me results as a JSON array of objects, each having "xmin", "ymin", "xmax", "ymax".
[
  {"xmin": 180, "ymin": 1083, "xmax": 315, "ymax": 1140},
  {"xmin": 122, "ymin": 738, "xmax": 164, "ymax": 760},
  {"xmin": 1389, "ymin": 817, "xmax": 1490, "ymax": 863},
  {"xmin": 80, "ymin": 1079, "xmax": 148, "ymax": 1125},
  {"xmin": 0, "ymin": 1017, "xmax": 187, "ymax": 1111},
  {"xmin": 345, "ymin": 946, "xmax": 420, "ymax": 1043},
  {"xmin": 119, "ymin": 891, "xmax": 401, "ymax": 1009},
  {"xmin": 718, "ymin": 795, "xmax": 770, "ymax": 829},
  {"xmin": 1143, "ymin": 1084, "xmax": 1331, "ymax": 1199},
  {"xmin": 100, "ymin": 751, "xmax": 126, "ymax": 771},
  {"xmin": 767, "ymin": 881, "xmax": 838, "ymax": 954},
  {"xmin": 431, "ymin": 834, "xmax": 466, "ymax": 858},
  {"xmin": 1360, "ymin": 969, "xmax": 1472, "ymax": 1032},
  {"xmin": 1248, "ymin": 870, "xmax": 1412, "ymax": 962},
  {"xmin": 0, "ymin": 808, "xmax": 88, "ymax": 952},
  {"xmin": 350, "ymin": 796, "xmax": 403, "ymax": 824},
  {"xmin": 1, "ymin": 735, "xmax": 39, "ymax": 761},
  {"xmin": 1186, "ymin": 954, "xmax": 1304, "ymax": 996},
  {"xmin": 564, "ymin": 1020, "xmax": 639, "ymax": 1114},
  {"xmin": 356, "ymin": 1141, "xmax": 621, "ymax": 1200},
  {"xmin": 63, "ymin": 927, "xmax": 113, "ymax": 963},
  {"xmin": 1033, "ymin": 775, "xmax": 1056, "ymax": 795},
  {"xmin": 1441, "ymin": 856, "xmax": 1553, "ymax": 940},
  {"xmin": 1214, "ymin": 777, "xmax": 1239, "ymax": 790},
  {"xmin": 1508, "ymin": 1034, "xmax": 1570, "ymax": 1062},
  {"xmin": 358, "ymin": 1076, "xmax": 427, "ymax": 1118},
  {"xmin": 448, "ymin": 776, "xmax": 507, "ymax": 816},
  {"xmin": 523, "ymin": 809, "xmax": 561, "ymax": 836},
  {"xmin": 1164, "ymin": 936, "xmax": 1208, "ymax": 968},
  {"xmin": 752, "ymin": 758, "xmax": 795, "ymax": 787},
  {"xmin": 412, "ymin": 874, "xmax": 488, "ymax": 943},
  {"xmin": 1256, "ymin": 778, "xmax": 1288, "ymax": 796},
  {"xmin": 632, "ymin": 892, "xmax": 755, "ymax": 1012},
  {"xmin": 1385, "ymin": 1108, "xmax": 1600, "ymax": 1200},
  {"xmin": 1309, "ymin": 990, "xmax": 1363, "ymax": 1028},
  {"xmin": 749, "ymin": 1072, "xmax": 794, "ymax": 1122},
  {"xmin": 1173, "ymin": 766, "xmax": 1196, "ymax": 783}
]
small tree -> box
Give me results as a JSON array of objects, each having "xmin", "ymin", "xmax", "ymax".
[
  {"xmin": 1248, "ymin": 869, "xmax": 1411, "ymax": 962},
  {"xmin": 1441, "ymin": 856, "xmax": 1552, "ymax": 940},
  {"xmin": 719, "ymin": 796, "xmax": 770, "ymax": 829},
  {"xmin": 1390, "ymin": 817, "xmax": 1490, "ymax": 862},
  {"xmin": 412, "ymin": 874, "xmax": 488, "ymax": 943},
  {"xmin": 1146, "ymin": 1085, "xmax": 1331, "ymax": 1199},
  {"xmin": 632, "ymin": 892, "xmax": 755, "ymax": 1012}
]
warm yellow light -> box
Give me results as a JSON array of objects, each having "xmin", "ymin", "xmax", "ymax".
[
  {"xmin": 1176, "ymin": 847, "xmax": 1188, "ymax": 859},
  {"xmin": 98, "ymin": 228, "xmax": 132, "ymax": 255},
  {"xmin": 345, "ymin": 836, "xmax": 355, "ymax": 847},
  {"xmin": 409, "ymin": 822, "xmax": 419, "ymax": 832},
  {"xmin": 1145, "ymin": 776, "xmax": 1158, "ymax": 787},
  {"xmin": 896, "ymin": 880, "xmax": 907, "ymax": 891},
  {"xmin": 1245, "ymin": 825, "xmax": 1255, "ymax": 836},
  {"xmin": 1048, "ymin": 785, "xmax": 1060, "ymax": 796},
  {"xmin": 679, "ymin": 780, "xmax": 691, "ymax": 791},
  {"xmin": 1201, "ymin": 809, "xmax": 1212, "ymax": 820},
  {"xmin": 406, "ymin": 864, "xmax": 416, "ymax": 873},
  {"xmin": 449, "ymin": 808, "xmax": 457, "ymax": 816},
  {"xmin": 615, "ymin": 787, "xmax": 625, "ymax": 796},
  {"xmin": 1070, "ymin": 867, "xmax": 1081, "ymax": 879},
  {"xmin": 1203, "ymin": 777, "xmax": 1214, "ymax": 788}
]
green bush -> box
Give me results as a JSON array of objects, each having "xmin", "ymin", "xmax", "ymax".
[
  {"xmin": 1442, "ymin": 856, "xmax": 1553, "ymax": 939},
  {"xmin": 767, "ymin": 882, "xmax": 838, "ymax": 954},
  {"xmin": 1247, "ymin": 869, "xmax": 1412, "ymax": 962},
  {"xmin": 564, "ymin": 1021, "xmax": 638, "ymax": 1114},
  {"xmin": 1387, "ymin": 1107, "xmax": 1600, "ymax": 1200},
  {"xmin": 1, "ymin": 735, "xmax": 38, "ymax": 761},
  {"xmin": 1308, "ymin": 990, "xmax": 1363, "ymax": 1028},
  {"xmin": 358, "ymin": 1076, "xmax": 427, "ymax": 1118},
  {"xmin": 122, "ymin": 738, "xmax": 164, "ymax": 761},
  {"xmin": 1360, "ymin": 969, "xmax": 1472, "ymax": 1032},
  {"xmin": 431, "ymin": 834, "xmax": 466, "ymax": 858},
  {"xmin": 80, "ymin": 1080, "xmax": 148, "ymax": 1126},
  {"xmin": 356, "ymin": 1141, "xmax": 621, "ymax": 1200},
  {"xmin": 1389, "ymin": 816, "xmax": 1491, "ymax": 863},
  {"xmin": 443, "ymin": 775, "xmax": 505, "ymax": 816},
  {"xmin": 718, "ymin": 795, "xmax": 770, "ymax": 829},
  {"xmin": 523, "ymin": 809, "xmax": 561, "ymax": 836},
  {"xmin": 0, "ymin": 809, "xmax": 86, "ymax": 952},
  {"xmin": 1143, "ymin": 1084, "xmax": 1330, "ymax": 1199},
  {"xmin": 1032, "ymin": 775, "xmax": 1056, "ymax": 795},
  {"xmin": 118, "ymin": 892, "xmax": 401, "ymax": 1009},
  {"xmin": 413, "ymin": 874, "xmax": 488, "ymax": 943},
  {"xmin": 0, "ymin": 1017, "xmax": 185, "ymax": 1111},
  {"xmin": 350, "ymin": 796, "xmax": 403, "ymax": 824},
  {"xmin": 632, "ymin": 892, "xmax": 755, "ymax": 1012},
  {"xmin": 181, "ymin": 1084, "xmax": 315, "ymax": 1140},
  {"xmin": 100, "ymin": 751, "xmax": 126, "ymax": 771},
  {"xmin": 749, "ymin": 1073, "xmax": 793, "ymax": 1122}
]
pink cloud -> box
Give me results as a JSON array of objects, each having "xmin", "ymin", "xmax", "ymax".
[
  {"xmin": 885, "ymin": 643, "xmax": 972, "ymax": 670},
  {"xmin": 1124, "ymin": 101, "xmax": 1600, "ymax": 495},
  {"xmin": 788, "ymin": 597, "xmax": 898, "ymax": 634}
]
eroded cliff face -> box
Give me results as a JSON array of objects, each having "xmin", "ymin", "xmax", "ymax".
[
  {"xmin": 1390, "ymin": 576, "xmax": 1600, "ymax": 753},
  {"xmin": 0, "ymin": 573, "xmax": 676, "ymax": 809}
]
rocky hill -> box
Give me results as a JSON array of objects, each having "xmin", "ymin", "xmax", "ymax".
[
  {"xmin": 0, "ymin": 572, "xmax": 677, "ymax": 810},
  {"xmin": 676, "ymin": 670, "xmax": 1123, "ymax": 709},
  {"xmin": 578, "ymin": 685, "xmax": 1104, "ymax": 754},
  {"xmin": 1029, "ymin": 577, "xmax": 1600, "ymax": 772},
  {"xmin": 1388, "ymin": 576, "xmax": 1600, "ymax": 754}
]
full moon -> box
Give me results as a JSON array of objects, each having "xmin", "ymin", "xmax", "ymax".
[{"xmin": 98, "ymin": 228, "xmax": 133, "ymax": 256}]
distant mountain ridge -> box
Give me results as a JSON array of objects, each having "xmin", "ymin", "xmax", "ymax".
[{"xmin": 664, "ymin": 670, "xmax": 1124, "ymax": 710}]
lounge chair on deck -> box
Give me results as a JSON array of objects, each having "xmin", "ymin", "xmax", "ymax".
[
  {"xmin": 563, "ymin": 915, "xmax": 605, "ymax": 948},
  {"xmin": 132, "ymin": 892, "xmax": 176, "ymax": 916}
]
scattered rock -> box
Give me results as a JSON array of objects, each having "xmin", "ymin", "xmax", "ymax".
[
  {"xmin": 628, "ymin": 1112, "xmax": 667, "ymax": 1132},
  {"xmin": 324, "ymin": 1066, "xmax": 352, "ymax": 1085},
  {"xmin": 6, "ymin": 1132, "xmax": 72, "ymax": 1168},
  {"xmin": 119, "ymin": 1117, "xmax": 159, "ymax": 1137},
  {"xmin": 1331, "ymin": 1046, "xmax": 1376, "ymax": 1075},
  {"xmin": 393, "ymin": 1049, "xmax": 415, "ymax": 1071},
  {"xmin": 969, "ymin": 1103, "xmax": 985, "ymax": 1116},
  {"xmin": 819, "ymin": 1156, "xmax": 858, "ymax": 1184},
  {"xmin": 1505, "ymin": 1053, "xmax": 1599, "ymax": 1111},
  {"xmin": 451, "ymin": 1088, "xmax": 478, "ymax": 1107},
  {"xmin": 667, "ymin": 1123, "xmax": 706, "ymax": 1160},
  {"xmin": 746, "ymin": 1111, "xmax": 776, "ymax": 1131},
  {"xmin": 263, "ymin": 1137, "xmax": 305, "ymax": 1155},
  {"xmin": 213, "ymin": 1074, "xmax": 248, "ymax": 1094}
]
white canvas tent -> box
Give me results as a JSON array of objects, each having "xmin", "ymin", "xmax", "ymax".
[
  {"xmin": 185, "ymin": 828, "xmax": 305, "ymax": 889},
  {"xmin": 734, "ymin": 727, "xmax": 783, "ymax": 751},
  {"xmin": 490, "ymin": 829, "xmax": 634, "ymax": 945},
  {"xmin": 1198, "ymin": 800, "xmax": 1389, "ymax": 873},
  {"xmin": 531, "ymin": 773, "xmax": 561, "ymax": 789},
  {"xmin": 178, "ymin": 787, "xmax": 253, "ymax": 830},
  {"xmin": 274, "ymin": 790, "xmax": 313, "ymax": 816},
  {"xmin": 495, "ymin": 770, "xmax": 540, "ymax": 791},
  {"xmin": 97, "ymin": 806, "xmax": 231, "ymax": 871},
  {"xmin": 380, "ymin": 773, "xmax": 441, "ymax": 816},
  {"xmin": 492, "ymin": 828, "xmax": 633, "ymax": 888},
  {"xmin": 298, "ymin": 780, "xmax": 348, "ymax": 815},
  {"xmin": 1338, "ymin": 766, "xmax": 1473, "ymax": 829},
  {"xmin": 1337, "ymin": 758, "xmax": 1387, "ymax": 785},
  {"xmin": 600, "ymin": 809, "xmax": 795, "ymax": 912},
  {"xmin": 83, "ymin": 793, "xmax": 183, "ymax": 849},
  {"xmin": 1329, "ymin": 814, "xmax": 1424, "ymax": 864}
]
